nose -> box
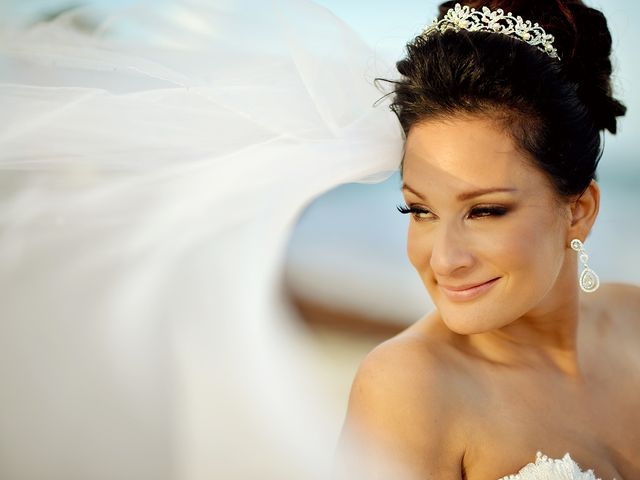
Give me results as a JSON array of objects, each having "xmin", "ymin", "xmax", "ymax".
[{"xmin": 429, "ymin": 220, "xmax": 475, "ymax": 278}]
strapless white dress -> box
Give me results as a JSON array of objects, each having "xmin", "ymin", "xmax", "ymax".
[{"xmin": 497, "ymin": 451, "xmax": 612, "ymax": 480}]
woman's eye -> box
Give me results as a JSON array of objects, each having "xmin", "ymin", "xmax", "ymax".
[
  {"xmin": 468, "ymin": 206, "xmax": 508, "ymax": 218},
  {"xmin": 396, "ymin": 204, "xmax": 434, "ymax": 221},
  {"xmin": 397, "ymin": 204, "xmax": 508, "ymax": 221}
]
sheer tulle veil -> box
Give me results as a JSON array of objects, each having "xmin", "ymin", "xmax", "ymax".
[{"xmin": 0, "ymin": 0, "xmax": 403, "ymax": 478}]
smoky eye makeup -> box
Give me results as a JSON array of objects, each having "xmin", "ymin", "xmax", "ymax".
[
  {"xmin": 469, "ymin": 205, "xmax": 510, "ymax": 217},
  {"xmin": 396, "ymin": 203, "xmax": 512, "ymax": 221}
]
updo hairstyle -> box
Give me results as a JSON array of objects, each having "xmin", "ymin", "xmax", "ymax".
[{"xmin": 378, "ymin": 0, "xmax": 627, "ymax": 200}]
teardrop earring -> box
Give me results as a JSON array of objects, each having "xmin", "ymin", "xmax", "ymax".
[{"xmin": 570, "ymin": 238, "xmax": 600, "ymax": 293}]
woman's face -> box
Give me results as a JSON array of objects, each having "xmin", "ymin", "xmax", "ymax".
[{"xmin": 402, "ymin": 114, "xmax": 572, "ymax": 334}]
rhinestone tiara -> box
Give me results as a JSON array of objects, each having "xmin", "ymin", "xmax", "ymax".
[{"xmin": 420, "ymin": 3, "xmax": 560, "ymax": 60}]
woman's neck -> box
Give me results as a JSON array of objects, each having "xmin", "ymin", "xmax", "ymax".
[{"xmin": 463, "ymin": 285, "xmax": 585, "ymax": 380}]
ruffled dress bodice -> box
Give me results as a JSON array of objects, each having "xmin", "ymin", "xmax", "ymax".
[{"xmin": 497, "ymin": 451, "xmax": 615, "ymax": 480}]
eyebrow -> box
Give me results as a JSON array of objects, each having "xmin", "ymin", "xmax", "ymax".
[{"xmin": 401, "ymin": 183, "xmax": 518, "ymax": 201}]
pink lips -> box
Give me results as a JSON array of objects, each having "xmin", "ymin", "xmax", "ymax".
[{"xmin": 439, "ymin": 277, "xmax": 500, "ymax": 301}]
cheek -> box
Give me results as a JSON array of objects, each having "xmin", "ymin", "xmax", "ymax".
[
  {"xmin": 405, "ymin": 213, "xmax": 563, "ymax": 278},
  {"xmin": 490, "ymin": 215, "xmax": 567, "ymax": 315},
  {"xmin": 491, "ymin": 224, "xmax": 533, "ymax": 270},
  {"xmin": 405, "ymin": 220, "xmax": 528, "ymax": 273},
  {"xmin": 406, "ymin": 223, "xmax": 429, "ymax": 271},
  {"xmin": 504, "ymin": 214, "xmax": 565, "ymax": 275}
]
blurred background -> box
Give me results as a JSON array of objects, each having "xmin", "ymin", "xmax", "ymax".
[{"xmin": 2, "ymin": 0, "xmax": 639, "ymax": 462}]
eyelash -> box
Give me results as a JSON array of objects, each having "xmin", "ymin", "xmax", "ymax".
[{"xmin": 396, "ymin": 203, "xmax": 509, "ymax": 221}]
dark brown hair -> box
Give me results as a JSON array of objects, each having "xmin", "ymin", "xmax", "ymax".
[{"xmin": 376, "ymin": 0, "xmax": 626, "ymax": 199}]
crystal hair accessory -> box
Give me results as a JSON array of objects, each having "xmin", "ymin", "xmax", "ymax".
[{"xmin": 420, "ymin": 3, "xmax": 561, "ymax": 61}]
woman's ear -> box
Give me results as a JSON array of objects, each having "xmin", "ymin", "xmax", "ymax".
[{"xmin": 567, "ymin": 179, "xmax": 600, "ymax": 241}]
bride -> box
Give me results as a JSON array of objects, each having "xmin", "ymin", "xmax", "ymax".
[
  {"xmin": 0, "ymin": 0, "xmax": 637, "ymax": 479},
  {"xmin": 335, "ymin": 1, "xmax": 639, "ymax": 479}
]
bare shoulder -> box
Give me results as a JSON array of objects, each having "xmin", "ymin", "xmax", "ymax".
[
  {"xmin": 349, "ymin": 329, "xmax": 461, "ymax": 420},
  {"xmin": 334, "ymin": 317, "xmax": 466, "ymax": 479}
]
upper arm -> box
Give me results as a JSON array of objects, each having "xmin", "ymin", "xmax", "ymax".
[{"xmin": 333, "ymin": 339, "xmax": 465, "ymax": 480}]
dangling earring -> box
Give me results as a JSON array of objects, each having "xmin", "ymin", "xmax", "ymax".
[{"xmin": 570, "ymin": 238, "xmax": 600, "ymax": 293}]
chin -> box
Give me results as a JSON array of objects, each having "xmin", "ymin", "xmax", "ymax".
[
  {"xmin": 435, "ymin": 292, "xmax": 542, "ymax": 336},
  {"xmin": 438, "ymin": 310, "xmax": 498, "ymax": 335},
  {"xmin": 426, "ymin": 276, "xmax": 514, "ymax": 334},
  {"xmin": 431, "ymin": 293, "xmax": 510, "ymax": 335}
]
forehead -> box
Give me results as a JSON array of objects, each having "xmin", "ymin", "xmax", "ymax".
[{"xmin": 403, "ymin": 115, "xmax": 541, "ymax": 191}]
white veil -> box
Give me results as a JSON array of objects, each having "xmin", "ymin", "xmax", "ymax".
[{"xmin": 0, "ymin": 1, "xmax": 404, "ymax": 479}]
